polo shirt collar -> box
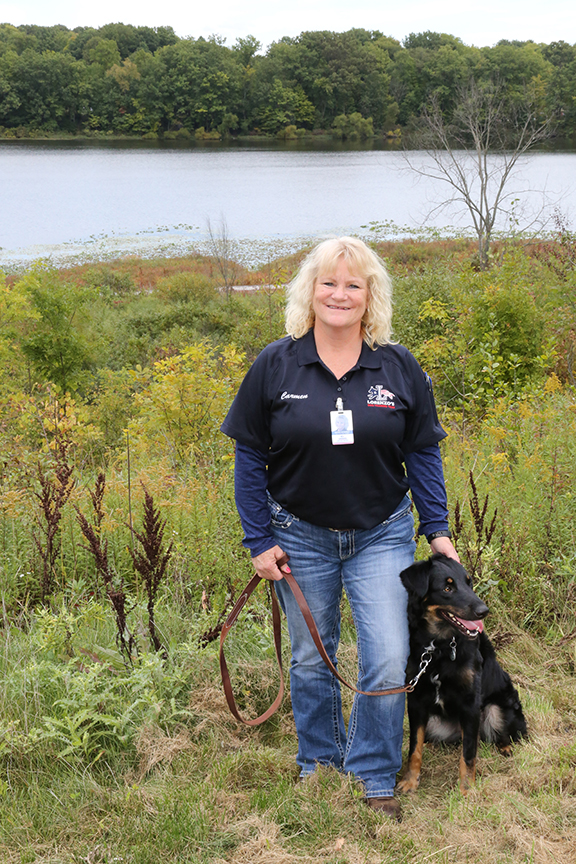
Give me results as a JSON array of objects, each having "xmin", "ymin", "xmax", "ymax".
[{"xmin": 296, "ymin": 328, "xmax": 381, "ymax": 369}]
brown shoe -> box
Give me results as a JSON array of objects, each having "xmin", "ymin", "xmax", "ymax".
[{"xmin": 365, "ymin": 796, "xmax": 402, "ymax": 821}]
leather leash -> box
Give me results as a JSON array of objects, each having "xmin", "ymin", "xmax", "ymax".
[{"xmin": 219, "ymin": 554, "xmax": 414, "ymax": 726}]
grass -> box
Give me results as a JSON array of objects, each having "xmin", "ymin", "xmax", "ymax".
[{"xmin": 0, "ymin": 609, "xmax": 575, "ymax": 864}]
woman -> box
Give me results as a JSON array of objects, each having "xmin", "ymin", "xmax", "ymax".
[{"xmin": 221, "ymin": 236, "xmax": 458, "ymax": 820}]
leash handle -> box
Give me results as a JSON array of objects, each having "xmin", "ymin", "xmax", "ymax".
[
  {"xmin": 219, "ymin": 571, "xmax": 285, "ymax": 726},
  {"xmin": 219, "ymin": 554, "xmax": 411, "ymax": 726}
]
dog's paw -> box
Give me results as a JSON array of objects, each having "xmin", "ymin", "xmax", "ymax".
[
  {"xmin": 458, "ymin": 756, "xmax": 476, "ymax": 794},
  {"xmin": 396, "ymin": 773, "xmax": 420, "ymax": 794}
]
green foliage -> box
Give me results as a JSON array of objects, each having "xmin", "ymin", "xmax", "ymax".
[
  {"xmin": 155, "ymin": 271, "xmax": 217, "ymax": 304},
  {"xmin": 18, "ymin": 265, "xmax": 100, "ymax": 393},
  {"xmin": 463, "ymin": 280, "xmax": 546, "ymax": 399},
  {"xmin": 2, "ymin": 23, "xmax": 574, "ymax": 136},
  {"xmin": 83, "ymin": 265, "xmax": 137, "ymax": 297},
  {"xmin": 391, "ymin": 248, "xmax": 553, "ymax": 411},
  {"xmin": 443, "ymin": 382, "xmax": 576, "ymax": 635},
  {"xmin": 277, "ymin": 124, "xmax": 307, "ymax": 140},
  {"xmin": 256, "ymin": 79, "xmax": 314, "ymax": 134},
  {"xmin": 128, "ymin": 342, "xmax": 245, "ymax": 466},
  {"xmin": 0, "ymin": 271, "xmax": 39, "ymax": 391},
  {"xmin": 331, "ymin": 112, "xmax": 374, "ymax": 140},
  {"xmin": 0, "ymin": 243, "xmax": 575, "ymax": 863},
  {"xmin": 262, "ymin": 29, "xmax": 396, "ymax": 130},
  {"xmin": 0, "ymin": 608, "xmax": 199, "ymax": 765}
]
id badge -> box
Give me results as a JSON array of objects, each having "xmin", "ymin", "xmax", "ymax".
[{"xmin": 330, "ymin": 400, "xmax": 354, "ymax": 445}]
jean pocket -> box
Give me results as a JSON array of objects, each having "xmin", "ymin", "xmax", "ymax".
[
  {"xmin": 267, "ymin": 493, "xmax": 297, "ymax": 529},
  {"xmin": 382, "ymin": 496, "xmax": 413, "ymax": 527}
]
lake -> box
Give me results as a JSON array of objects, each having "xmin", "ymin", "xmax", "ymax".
[{"xmin": 1, "ymin": 139, "xmax": 575, "ymax": 268}]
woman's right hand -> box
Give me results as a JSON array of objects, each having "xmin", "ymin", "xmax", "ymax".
[{"xmin": 252, "ymin": 545, "xmax": 291, "ymax": 581}]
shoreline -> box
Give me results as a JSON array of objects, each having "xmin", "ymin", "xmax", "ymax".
[{"xmin": 1, "ymin": 131, "xmax": 575, "ymax": 152}]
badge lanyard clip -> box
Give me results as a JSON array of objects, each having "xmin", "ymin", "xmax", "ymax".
[{"xmin": 330, "ymin": 397, "xmax": 354, "ymax": 445}]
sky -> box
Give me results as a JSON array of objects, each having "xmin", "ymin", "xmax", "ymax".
[{"xmin": 1, "ymin": 0, "xmax": 575, "ymax": 50}]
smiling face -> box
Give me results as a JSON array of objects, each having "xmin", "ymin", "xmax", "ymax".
[{"xmin": 312, "ymin": 257, "xmax": 369, "ymax": 337}]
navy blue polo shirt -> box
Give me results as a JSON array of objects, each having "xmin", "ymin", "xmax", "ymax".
[{"xmin": 221, "ymin": 329, "xmax": 447, "ymax": 530}]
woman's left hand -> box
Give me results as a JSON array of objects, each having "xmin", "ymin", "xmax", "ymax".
[{"xmin": 430, "ymin": 536, "xmax": 460, "ymax": 562}]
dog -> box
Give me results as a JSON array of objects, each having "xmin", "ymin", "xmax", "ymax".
[{"xmin": 397, "ymin": 553, "xmax": 527, "ymax": 795}]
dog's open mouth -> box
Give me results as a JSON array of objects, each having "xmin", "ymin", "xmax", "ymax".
[{"xmin": 439, "ymin": 610, "xmax": 484, "ymax": 637}]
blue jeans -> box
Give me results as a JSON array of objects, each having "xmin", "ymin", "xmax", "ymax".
[{"xmin": 268, "ymin": 494, "xmax": 415, "ymax": 798}]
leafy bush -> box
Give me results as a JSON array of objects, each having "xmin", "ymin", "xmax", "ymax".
[{"xmin": 155, "ymin": 272, "xmax": 217, "ymax": 304}]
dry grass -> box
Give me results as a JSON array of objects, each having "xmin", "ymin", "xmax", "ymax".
[
  {"xmin": 211, "ymin": 816, "xmax": 301, "ymax": 864},
  {"xmin": 375, "ymin": 237, "xmax": 483, "ymax": 271},
  {"xmin": 133, "ymin": 723, "xmax": 193, "ymax": 780}
]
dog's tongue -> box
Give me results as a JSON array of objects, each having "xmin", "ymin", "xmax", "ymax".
[{"xmin": 457, "ymin": 616, "xmax": 484, "ymax": 633}]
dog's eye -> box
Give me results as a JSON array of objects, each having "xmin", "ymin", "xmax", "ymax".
[{"xmin": 444, "ymin": 582, "xmax": 454, "ymax": 593}]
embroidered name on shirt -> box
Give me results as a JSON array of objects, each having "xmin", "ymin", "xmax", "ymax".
[
  {"xmin": 281, "ymin": 391, "xmax": 309, "ymax": 400},
  {"xmin": 367, "ymin": 384, "xmax": 396, "ymax": 408}
]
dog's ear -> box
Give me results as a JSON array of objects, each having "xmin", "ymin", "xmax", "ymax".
[{"xmin": 400, "ymin": 559, "xmax": 431, "ymax": 598}]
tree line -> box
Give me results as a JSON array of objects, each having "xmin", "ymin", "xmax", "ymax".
[{"xmin": 0, "ymin": 22, "xmax": 575, "ymax": 139}]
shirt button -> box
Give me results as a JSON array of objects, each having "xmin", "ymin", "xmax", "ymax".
[
  {"xmin": 337, "ymin": 386, "xmax": 342, "ymax": 392},
  {"xmin": 342, "ymin": 376, "xmax": 347, "ymax": 381}
]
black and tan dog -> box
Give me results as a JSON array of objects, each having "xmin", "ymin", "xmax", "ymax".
[{"xmin": 397, "ymin": 554, "xmax": 527, "ymax": 795}]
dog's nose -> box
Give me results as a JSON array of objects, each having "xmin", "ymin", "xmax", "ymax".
[{"xmin": 475, "ymin": 601, "xmax": 489, "ymax": 619}]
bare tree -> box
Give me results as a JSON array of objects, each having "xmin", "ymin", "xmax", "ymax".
[
  {"xmin": 405, "ymin": 80, "xmax": 553, "ymax": 268},
  {"xmin": 205, "ymin": 216, "xmax": 240, "ymax": 299}
]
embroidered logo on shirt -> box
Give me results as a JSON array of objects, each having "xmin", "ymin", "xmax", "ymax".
[
  {"xmin": 367, "ymin": 384, "xmax": 396, "ymax": 408},
  {"xmin": 281, "ymin": 391, "xmax": 309, "ymax": 400}
]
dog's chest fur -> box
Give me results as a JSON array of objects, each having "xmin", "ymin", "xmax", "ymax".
[{"xmin": 416, "ymin": 633, "xmax": 512, "ymax": 744}]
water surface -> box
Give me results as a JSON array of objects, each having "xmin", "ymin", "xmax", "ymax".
[{"xmin": 1, "ymin": 140, "xmax": 574, "ymax": 267}]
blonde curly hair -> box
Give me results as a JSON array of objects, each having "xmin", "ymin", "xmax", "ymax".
[{"xmin": 285, "ymin": 236, "xmax": 393, "ymax": 347}]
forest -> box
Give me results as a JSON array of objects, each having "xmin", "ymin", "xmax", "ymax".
[
  {"xmin": 0, "ymin": 22, "xmax": 576, "ymax": 139},
  {"xmin": 0, "ymin": 230, "xmax": 575, "ymax": 861}
]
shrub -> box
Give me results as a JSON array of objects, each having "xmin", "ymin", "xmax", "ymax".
[{"xmin": 155, "ymin": 272, "xmax": 217, "ymax": 304}]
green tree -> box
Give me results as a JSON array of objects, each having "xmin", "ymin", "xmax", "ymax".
[
  {"xmin": 331, "ymin": 112, "xmax": 374, "ymax": 139},
  {"xmin": 232, "ymin": 35, "xmax": 262, "ymax": 131},
  {"xmin": 69, "ymin": 23, "xmax": 177, "ymax": 61},
  {"xmin": 108, "ymin": 48, "xmax": 165, "ymax": 134},
  {"xmin": 543, "ymin": 41, "xmax": 576, "ymax": 135},
  {"xmin": 0, "ymin": 48, "xmax": 21, "ymax": 122},
  {"xmin": 0, "ymin": 23, "xmax": 38, "ymax": 55},
  {"xmin": 388, "ymin": 49, "xmax": 419, "ymax": 125},
  {"xmin": 83, "ymin": 37, "xmax": 121, "ymax": 70},
  {"xmin": 154, "ymin": 38, "xmax": 242, "ymax": 132},
  {"xmin": 0, "ymin": 48, "xmax": 84, "ymax": 130},
  {"xmin": 259, "ymin": 29, "xmax": 395, "ymax": 129},
  {"xmin": 257, "ymin": 78, "xmax": 314, "ymax": 133},
  {"xmin": 400, "ymin": 32, "xmax": 479, "ymax": 118},
  {"xmin": 8, "ymin": 23, "xmax": 71, "ymax": 53},
  {"xmin": 481, "ymin": 42, "xmax": 551, "ymax": 104},
  {"xmin": 18, "ymin": 269, "xmax": 97, "ymax": 393}
]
